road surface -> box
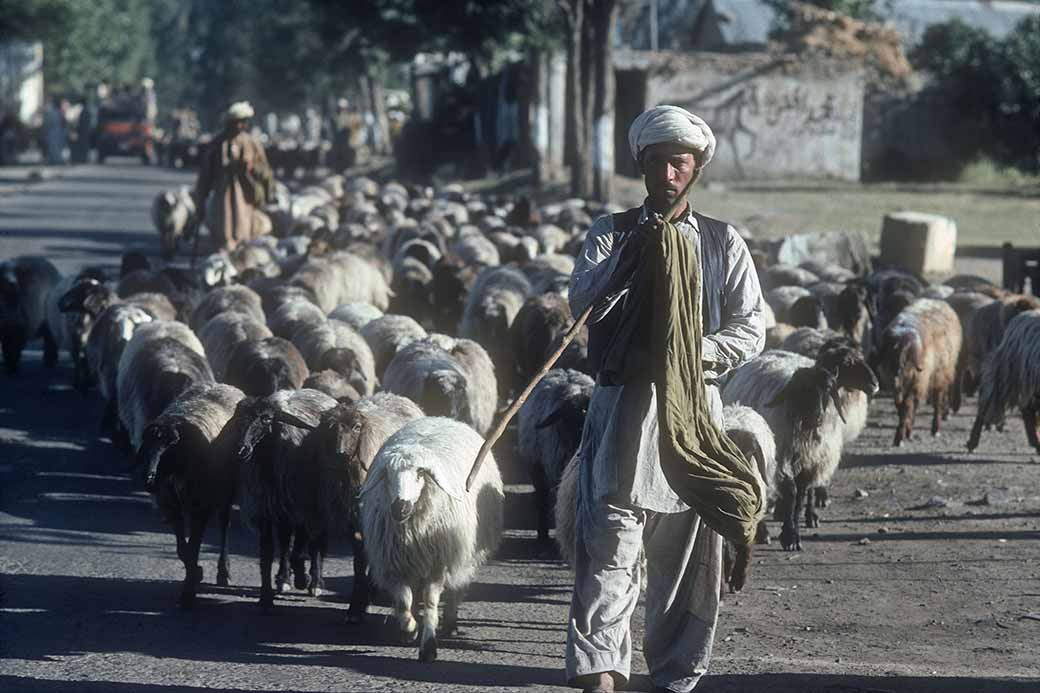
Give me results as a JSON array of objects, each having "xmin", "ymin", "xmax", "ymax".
[{"xmin": 1, "ymin": 162, "xmax": 1038, "ymax": 692}]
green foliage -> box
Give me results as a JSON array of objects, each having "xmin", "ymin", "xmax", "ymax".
[
  {"xmin": 0, "ymin": 0, "xmax": 73, "ymax": 41},
  {"xmin": 16, "ymin": 0, "xmax": 566, "ymax": 128},
  {"xmin": 913, "ymin": 17, "xmax": 1040, "ymax": 172},
  {"xmin": 41, "ymin": 0, "xmax": 155, "ymax": 97}
]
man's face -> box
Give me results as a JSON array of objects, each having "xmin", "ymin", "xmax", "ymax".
[
  {"xmin": 641, "ymin": 142, "xmax": 698, "ymax": 212},
  {"xmin": 230, "ymin": 119, "xmax": 249, "ymax": 134}
]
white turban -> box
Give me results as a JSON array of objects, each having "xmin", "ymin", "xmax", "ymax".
[
  {"xmin": 226, "ymin": 101, "xmax": 255, "ymax": 121},
  {"xmin": 628, "ymin": 105, "xmax": 716, "ymax": 168}
]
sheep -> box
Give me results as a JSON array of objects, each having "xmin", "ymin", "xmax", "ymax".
[
  {"xmin": 723, "ymin": 351, "xmax": 873, "ymax": 550},
  {"xmin": 945, "ymin": 291, "xmax": 997, "ymax": 412},
  {"xmin": 152, "ymin": 186, "xmax": 199, "ymax": 259},
  {"xmin": 451, "ymin": 232, "xmax": 500, "ymax": 268},
  {"xmin": 875, "ymin": 298, "xmax": 962, "ymax": 447},
  {"xmin": 956, "ymin": 293, "xmax": 1040, "ymax": 412},
  {"xmin": 722, "ymin": 404, "xmax": 776, "ymax": 546},
  {"xmin": 224, "ymin": 337, "xmax": 309, "ymax": 397},
  {"xmin": 431, "ymin": 256, "xmax": 479, "ymax": 335},
  {"xmin": 85, "ymin": 303, "xmax": 155, "ymax": 435},
  {"xmin": 292, "ymin": 393, "xmax": 425, "ymax": 621},
  {"xmin": 291, "ymin": 252, "xmax": 391, "ymax": 313},
  {"xmin": 968, "ymin": 310, "xmax": 1040, "ymax": 453},
  {"xmin": 301, "ymin": 370, "xmax": 361, "ymax": 403},
  {"xmin": 198, "ymin": 312, "xmax": 273, "ymax": 382},
  {"xmin": 190, "ymin": 284, "xmax": 266, "ymax": 332},
  {"xmin": 799, "ymin": 261, "xmax": 857, "ymax": 284},
  {"xmin": 780, "ymin": 327, "xmax": 843, "ymax": 358},
  {"xmin": 553, "ymin": 455, "xmax": 580, "ymax": 567},
  {"xmin": 235, "ymin": 388, "xmax": 339, "ymax": 606},
  {"xmin": 510, "ymin": 293, "xmax": 574, "ymax": 385},
  {"xmin": 361, "ymin": 314, "xmax": 428, "ymax": 378},
  {"xmin": 765, "ymin": 286, "xmax": 826, "ymax": 329},
  {"xmin": 760, "ymin": 263, "xmax": 819, "ymax": 291},
  {"xmin": 765, "ymin": 323, "xmax": 798, "ymax": 349},
  {"xmin": 517, "ymin": 369, "xmax": 593, "ymax": 543},
  {"xmin": 944, "ymin": 274, "xmax": 1005, "ymax": 298},
  {"xmin": 290, "ymin": 319, "xmax": 376, "ymax": 396},
  {"xmin": 382, "ymin": 336, "xmax": 497, "ymax": 435},
  {"xmin": 137, "ymin": 383, "xmax": 244, "ymax": 606},
  {"xmin": 808, "ymin": 281, "xmax": 870, "ymax": 347},
  {"xmin": 329, "ymin": 302, "xmax": 384, "ymax": 331},
  {"xmin": 116, "ymin": 320, "xmax": 214, "ymax": 453},
  {"xmin": 389, "ymin": 255, "xmax": 434, "ymax": 323},
  {"xmin": 267, "ymin": 291, "xmax": 325, "ymax": 336},
  {"xmin": 0, "ymin": 256, "xmax": 61, "ymax": 373},
  {"xmin": 460, "ymin": 266, "xmax": 531, "ymax": 393},
  {"xmin": 360, "ymin": 417, "xmax": 504, "ymax": 662},
  {"xmin": 522, "ymin": 254, "xmax": 575, "ymax": 296},
  {"xmin": 46, "ymin": 272, "xmax": 107, "ymax": 388}
]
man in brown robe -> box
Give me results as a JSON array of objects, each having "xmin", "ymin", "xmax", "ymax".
[{"xmin": 194, "ymin": 101, "xmax": 272, "ymax": 252}]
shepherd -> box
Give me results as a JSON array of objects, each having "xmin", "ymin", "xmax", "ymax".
[
  {"xmin": 193, "ymin": 101, "xmax": 273, "ymax": 252},
  {"xmin": 565, "ymin": 105, "xmax": 767, "ymax": 693}
]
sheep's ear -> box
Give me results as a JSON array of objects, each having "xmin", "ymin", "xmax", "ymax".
[
  {"xmin": 427, "ymin": 466, "xmax": 467, "ymax": 501},
  {"xmin": 274, "ymin": 410, "xmax": 319, "ymax": 430}
]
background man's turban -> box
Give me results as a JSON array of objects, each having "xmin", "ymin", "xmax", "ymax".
[
  {"xmin": 628, "ymin": 105, "xmax": 716, "ymax": 167},
  {"xmin": 226, "ymin": 101, "xmax": 255, "ymax": 121}
]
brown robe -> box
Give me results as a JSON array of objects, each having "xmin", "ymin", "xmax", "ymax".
[{"xmin": 194, "ymin": 130, "xmax": 272, "ymax": 251}]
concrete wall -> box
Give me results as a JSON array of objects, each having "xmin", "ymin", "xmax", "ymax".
[
  {"xmin": 615, "ymin": 51, "xmax": 865, "ymax": 181},
  {"xmin": 0, "ymin": 41, "xmax": 44, "ymax": 127}
]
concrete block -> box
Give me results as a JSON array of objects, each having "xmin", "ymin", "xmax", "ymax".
[{"xmin": 880, "ymin": 211, "xmax": 957, "ymax": 279}]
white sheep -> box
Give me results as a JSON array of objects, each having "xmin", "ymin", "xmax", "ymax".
[
  {"xmin": 722, "ymin": 404, "xmax": 777, "ymax": 545},
  {"xmin": 723, "ymin": 350, "xmax": 865, "ymax": 551},
  {"xmin": 360, "ymin": 417, "xmax": 504, "ymax": 662},
  {"xmin": 290, "ymin": 318, "xmax": 376, "ymax": 396},
  {"xmin": 329, "ymin": 302, "xmax": 384, "ymax": 331},
  {"xmin": 361, "ymin": 314, "xmax": 428, "ymax": 378},
  {"xmin": 191, "ymin": 284, "xmax": 266, "ymax": 332}
]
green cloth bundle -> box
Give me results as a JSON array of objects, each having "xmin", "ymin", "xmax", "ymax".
[{"xmin": 627, "ymin": 221, "xmax": 765, "ymax": 545}]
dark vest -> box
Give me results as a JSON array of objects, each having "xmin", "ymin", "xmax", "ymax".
[{"xmin": 586, "ymin": 206, "xmax": 730, "ymax": 377}]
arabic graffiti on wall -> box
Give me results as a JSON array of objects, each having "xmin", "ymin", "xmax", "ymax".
[{"xmin": 649, "ymin": 64, "xmax": 864, "ymax": 180}]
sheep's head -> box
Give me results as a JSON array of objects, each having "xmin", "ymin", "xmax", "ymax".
[
  {"xmin": 201, "ymin": 254, "xmax": 238, "ymax": 288},
  {"xmin": 816, "ymin": 339, "xmax": 879, "ymax": 397},
  {"xmin": 787, "ymin": 295, "xmax": 825, "ymax": 329},
  {"xmin": 877, "ymin": 329, "xmax": 922, "ymax": 397},
  {"xmin": 535, "ymin": 388, "xmax": 592, "ymax": 456},
  {"xmin": 139, "ymin": 423, "xmax": 181, "ymax": 492},
  {"xmin": 318, "ymin": 347, "xmax": 368, "ymax": 395},
  {"xmin": 767, "ymin": 367, "xmax": 846, "ymax": 437},
  {"xmin": 59, "ymin": 278, "xmax": 114, "ymax": 317},
  {"xmin": 836, "ymin": 283, "xmax": 869, "ymax": 342},
  {"xmin": 422, "ymin": 369, "xmax": 471, "ymax": 423},
  {"xmin": 237, "ymin": 404, "xmax": 277, "ymax": 461}
]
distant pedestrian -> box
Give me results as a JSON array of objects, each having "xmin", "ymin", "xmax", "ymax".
[
  {"xmin": 193, "ymin": 101, "xmax": 273, "ymax": 252},
  {"xmin": 42, "ymin": 97, "xmax": 67, "ymax": 165}
]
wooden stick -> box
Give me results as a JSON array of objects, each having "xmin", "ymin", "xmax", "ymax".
[{"xmin": 465, "ymin": 177, "xmax": 698, "ymax": 491}]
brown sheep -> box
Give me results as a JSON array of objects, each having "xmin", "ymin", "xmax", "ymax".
[{"xmin": 876, "ymin": 299, "xmax": 962, "ymax": 446}]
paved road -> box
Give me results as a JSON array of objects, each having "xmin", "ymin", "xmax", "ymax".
[{"xmin": 1, "ymin": 163, "xmax": 1037, "ymax": 692}]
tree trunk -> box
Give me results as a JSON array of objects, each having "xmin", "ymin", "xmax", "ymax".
[
  {"xmin": 575, "ymin": 0, "xmax": 595, "ymax": 198},
  {"xmin": 591, "ymin": 0, "xmax": 617, "ymax": 202},
  {"xmin": 564, "ymin": 0, "xmax": 588, "ymax": 197},
  {"xmin": 364, "ymin": 71, "xmax": 392, "ymax": 156}
]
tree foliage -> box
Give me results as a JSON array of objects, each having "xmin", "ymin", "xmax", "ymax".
[{"xmin": 912, "ymin": 16, "xmax": 1040, "ymax": 171}]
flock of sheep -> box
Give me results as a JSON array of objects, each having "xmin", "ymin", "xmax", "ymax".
[{"xmin": 2, "ymin": 170, "xmax": 1038, "ymax": 662}]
